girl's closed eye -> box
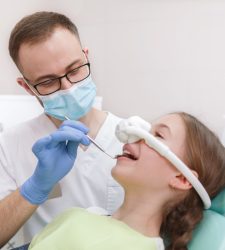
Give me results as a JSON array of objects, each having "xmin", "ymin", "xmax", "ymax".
[{"xmin": 154, "ymin": 131, "xmax": 164, "ymax": 139}]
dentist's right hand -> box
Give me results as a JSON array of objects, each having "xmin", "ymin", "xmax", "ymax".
[{"xmin": 20, "ymin": 120, "xmax": 90, "ymax": 205}]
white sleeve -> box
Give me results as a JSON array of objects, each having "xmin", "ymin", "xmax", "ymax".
[
  {"xmin": 86, "ymin": 206, "xmax": 109, "ymax": 216},
  {"xmin": 155, "ymin": 238, "xmax": 165, "ymax": 250},
  {"xmin": 0, "ymin": 135, "xmax": 17, "ymax": 200}
]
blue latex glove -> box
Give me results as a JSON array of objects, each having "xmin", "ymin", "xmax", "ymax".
[{"xmin": 20, "ymin": 120, "xmax": 90, "ymax": 205}]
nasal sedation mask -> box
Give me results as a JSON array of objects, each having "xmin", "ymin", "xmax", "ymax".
[{"xmin": 115, "ymin": 116, "xmax": 211, "ymax": 209}]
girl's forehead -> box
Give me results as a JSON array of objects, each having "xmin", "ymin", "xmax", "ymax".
[
  {"xmin": 152, "ymin": 114, "xmax": 184, "ymax": 128},
  {"xmin": 151, "ymin": 114, "xmax": 186, "ymax": 140}
]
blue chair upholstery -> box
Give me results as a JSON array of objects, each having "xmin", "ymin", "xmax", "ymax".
[{"xmin": 188, "ymin": 189, "xmax": 225, "ymax": 249}]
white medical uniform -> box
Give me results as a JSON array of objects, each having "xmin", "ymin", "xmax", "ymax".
[{"xmin": 0, "ymin": 112, "xmax": 124, "ymax": 243}]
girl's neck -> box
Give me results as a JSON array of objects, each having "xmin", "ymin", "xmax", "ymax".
[{"xmin": 112, "ymin": 194, "xmax": 163, "ymax": 238}]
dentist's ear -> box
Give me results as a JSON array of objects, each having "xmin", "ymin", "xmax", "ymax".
[
  {"xmin": 169, "ymin": 170, "xmax": 198, "ymax": 190},
  {"xmin": 17, "ymin": 77, "xmax": 35, "ymax": 96},
  {"xmin": 83, "ymin": 47, "xmax": 89, "ymax": 56}
]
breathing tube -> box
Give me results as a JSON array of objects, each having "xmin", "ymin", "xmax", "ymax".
[{"xmin": 115, "ymin": 116, "xmax": 211, "ymax": 209}]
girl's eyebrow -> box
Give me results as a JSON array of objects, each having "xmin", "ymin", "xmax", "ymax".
[{"xmin": 152, "ymin": 123, "xmax": 171, "ymax": 135}]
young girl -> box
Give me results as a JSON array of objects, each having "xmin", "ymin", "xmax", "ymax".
[{"xmin": 27, "ymin": 112, "xmax": 225, "ymax": 250}]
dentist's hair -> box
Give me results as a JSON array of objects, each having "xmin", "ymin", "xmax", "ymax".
[
  {"xmin": 9, "ymin": 11, "xmax": 81, "ymax": 66},
  {"xmin": 161, "ymin": 112, "xmax": 225, "ymax": 250}
]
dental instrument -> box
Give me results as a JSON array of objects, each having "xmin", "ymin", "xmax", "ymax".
[
  {"xmin": 64, "ymin": 116, "xmax": 116, "ymax": 159},
  {"xmin": 115, "ymin": 116, "xmax": 211, "ymax": 209}
]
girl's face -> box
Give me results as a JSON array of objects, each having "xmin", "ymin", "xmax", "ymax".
[{"xmin": 112, "ymin": 114, "xmax": 187, "ymax": 194}]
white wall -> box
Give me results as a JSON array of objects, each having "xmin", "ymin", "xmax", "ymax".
[{"xmin": 1, "ymin": 0, "xmax": 225, "ymax": 136}]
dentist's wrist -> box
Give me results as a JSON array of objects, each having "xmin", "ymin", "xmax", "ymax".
[{"xmin": 20, "ymin": 178, "xmax": 51, "ymax": 205}]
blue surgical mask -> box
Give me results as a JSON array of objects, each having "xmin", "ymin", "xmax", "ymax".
[{"xmin": 39, "ymin": 76, "xmax": 96, "ymax": 120}]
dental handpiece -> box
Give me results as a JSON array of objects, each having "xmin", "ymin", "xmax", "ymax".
[{"xmin": 64, "ymin": 116, "xmax": 116, "ymax": 159}]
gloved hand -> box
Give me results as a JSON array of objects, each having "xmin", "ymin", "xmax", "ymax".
[{"xmin": 20, "ymin": 120, "xmax": 90, "ymax": 205}]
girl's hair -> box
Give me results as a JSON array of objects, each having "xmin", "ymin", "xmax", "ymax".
[{"xmin": 160, "ymin": 112, "xmax": 225, "ymax": 250}]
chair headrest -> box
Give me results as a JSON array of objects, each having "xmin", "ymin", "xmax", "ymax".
[
  {"xmin": 188, "ymin": 210, "xmax": 225, "ymax": 249},
  {"xmin": 188, "ymin": 188, "xmax": 225, "ymax": 249},
  {"xmin": 210, "ymin": 188, "xmax": 225, "ymax": 215}
]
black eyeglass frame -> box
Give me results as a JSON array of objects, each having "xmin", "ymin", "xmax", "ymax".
[{"xmin": 24, "ymin": 62, "xmax": 91, "ymax": 96}]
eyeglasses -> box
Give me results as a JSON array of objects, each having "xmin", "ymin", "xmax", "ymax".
[{"xmin": 25, "ymin": 62, "xmax": 90, "ymax": 96}]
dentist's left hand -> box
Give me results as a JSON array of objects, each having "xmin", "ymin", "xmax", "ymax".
[{"xmin": 20, "ymin": 120, "xmax": 90, "ymax": 205}]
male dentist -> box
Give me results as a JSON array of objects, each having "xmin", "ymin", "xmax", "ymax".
[{"xmin": 0, "ymin": 11, "xmax": 123, "ymax": 247}]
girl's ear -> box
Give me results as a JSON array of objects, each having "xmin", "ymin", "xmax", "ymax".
[
  {"xmin": 169, "ymin": 170, "xmax": 198, "ymax": 190},
  {"xmin": 17, "ymin": 77, "xmax": 35, "ymax": 96}
]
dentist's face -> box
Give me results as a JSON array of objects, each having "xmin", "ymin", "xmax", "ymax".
[
  {"xmin": 112, "ymin": 114, "xmax": 186, "ymax": 193},
  {"xmin": 17, "ymin": 27, "xmax": 88, "ymax": 95}
]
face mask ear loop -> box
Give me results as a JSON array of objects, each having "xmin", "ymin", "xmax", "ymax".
[
  {"xmin": 125, "ymin": 127, "xmax": 211, "ymax": 209},
  {"xmin": 23, "ymin": 78, "xmax": 44, "ymax": 107}
]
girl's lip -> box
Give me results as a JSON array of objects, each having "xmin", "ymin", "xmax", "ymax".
[
  {"xmin": 116, "ymin": 155, "xmax": 133, "ymax": 161},
  {"xmin": 120, "ymin": 144, "xmax": 138, "ymax": 160}
]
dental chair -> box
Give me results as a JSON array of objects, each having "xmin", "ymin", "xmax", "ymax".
[{"xmin": 188, "ymin": 188, "xmax": 225, "ymax": 249}]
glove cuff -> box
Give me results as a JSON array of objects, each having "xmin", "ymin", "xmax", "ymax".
[{"xmin": 20, "ymin": 178, "xmax": 51, "ymax": 205}]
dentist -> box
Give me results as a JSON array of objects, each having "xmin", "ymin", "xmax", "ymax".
[{"xmin": 0, "ymin": 11, "xmax": 123, "ymax": 247}]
